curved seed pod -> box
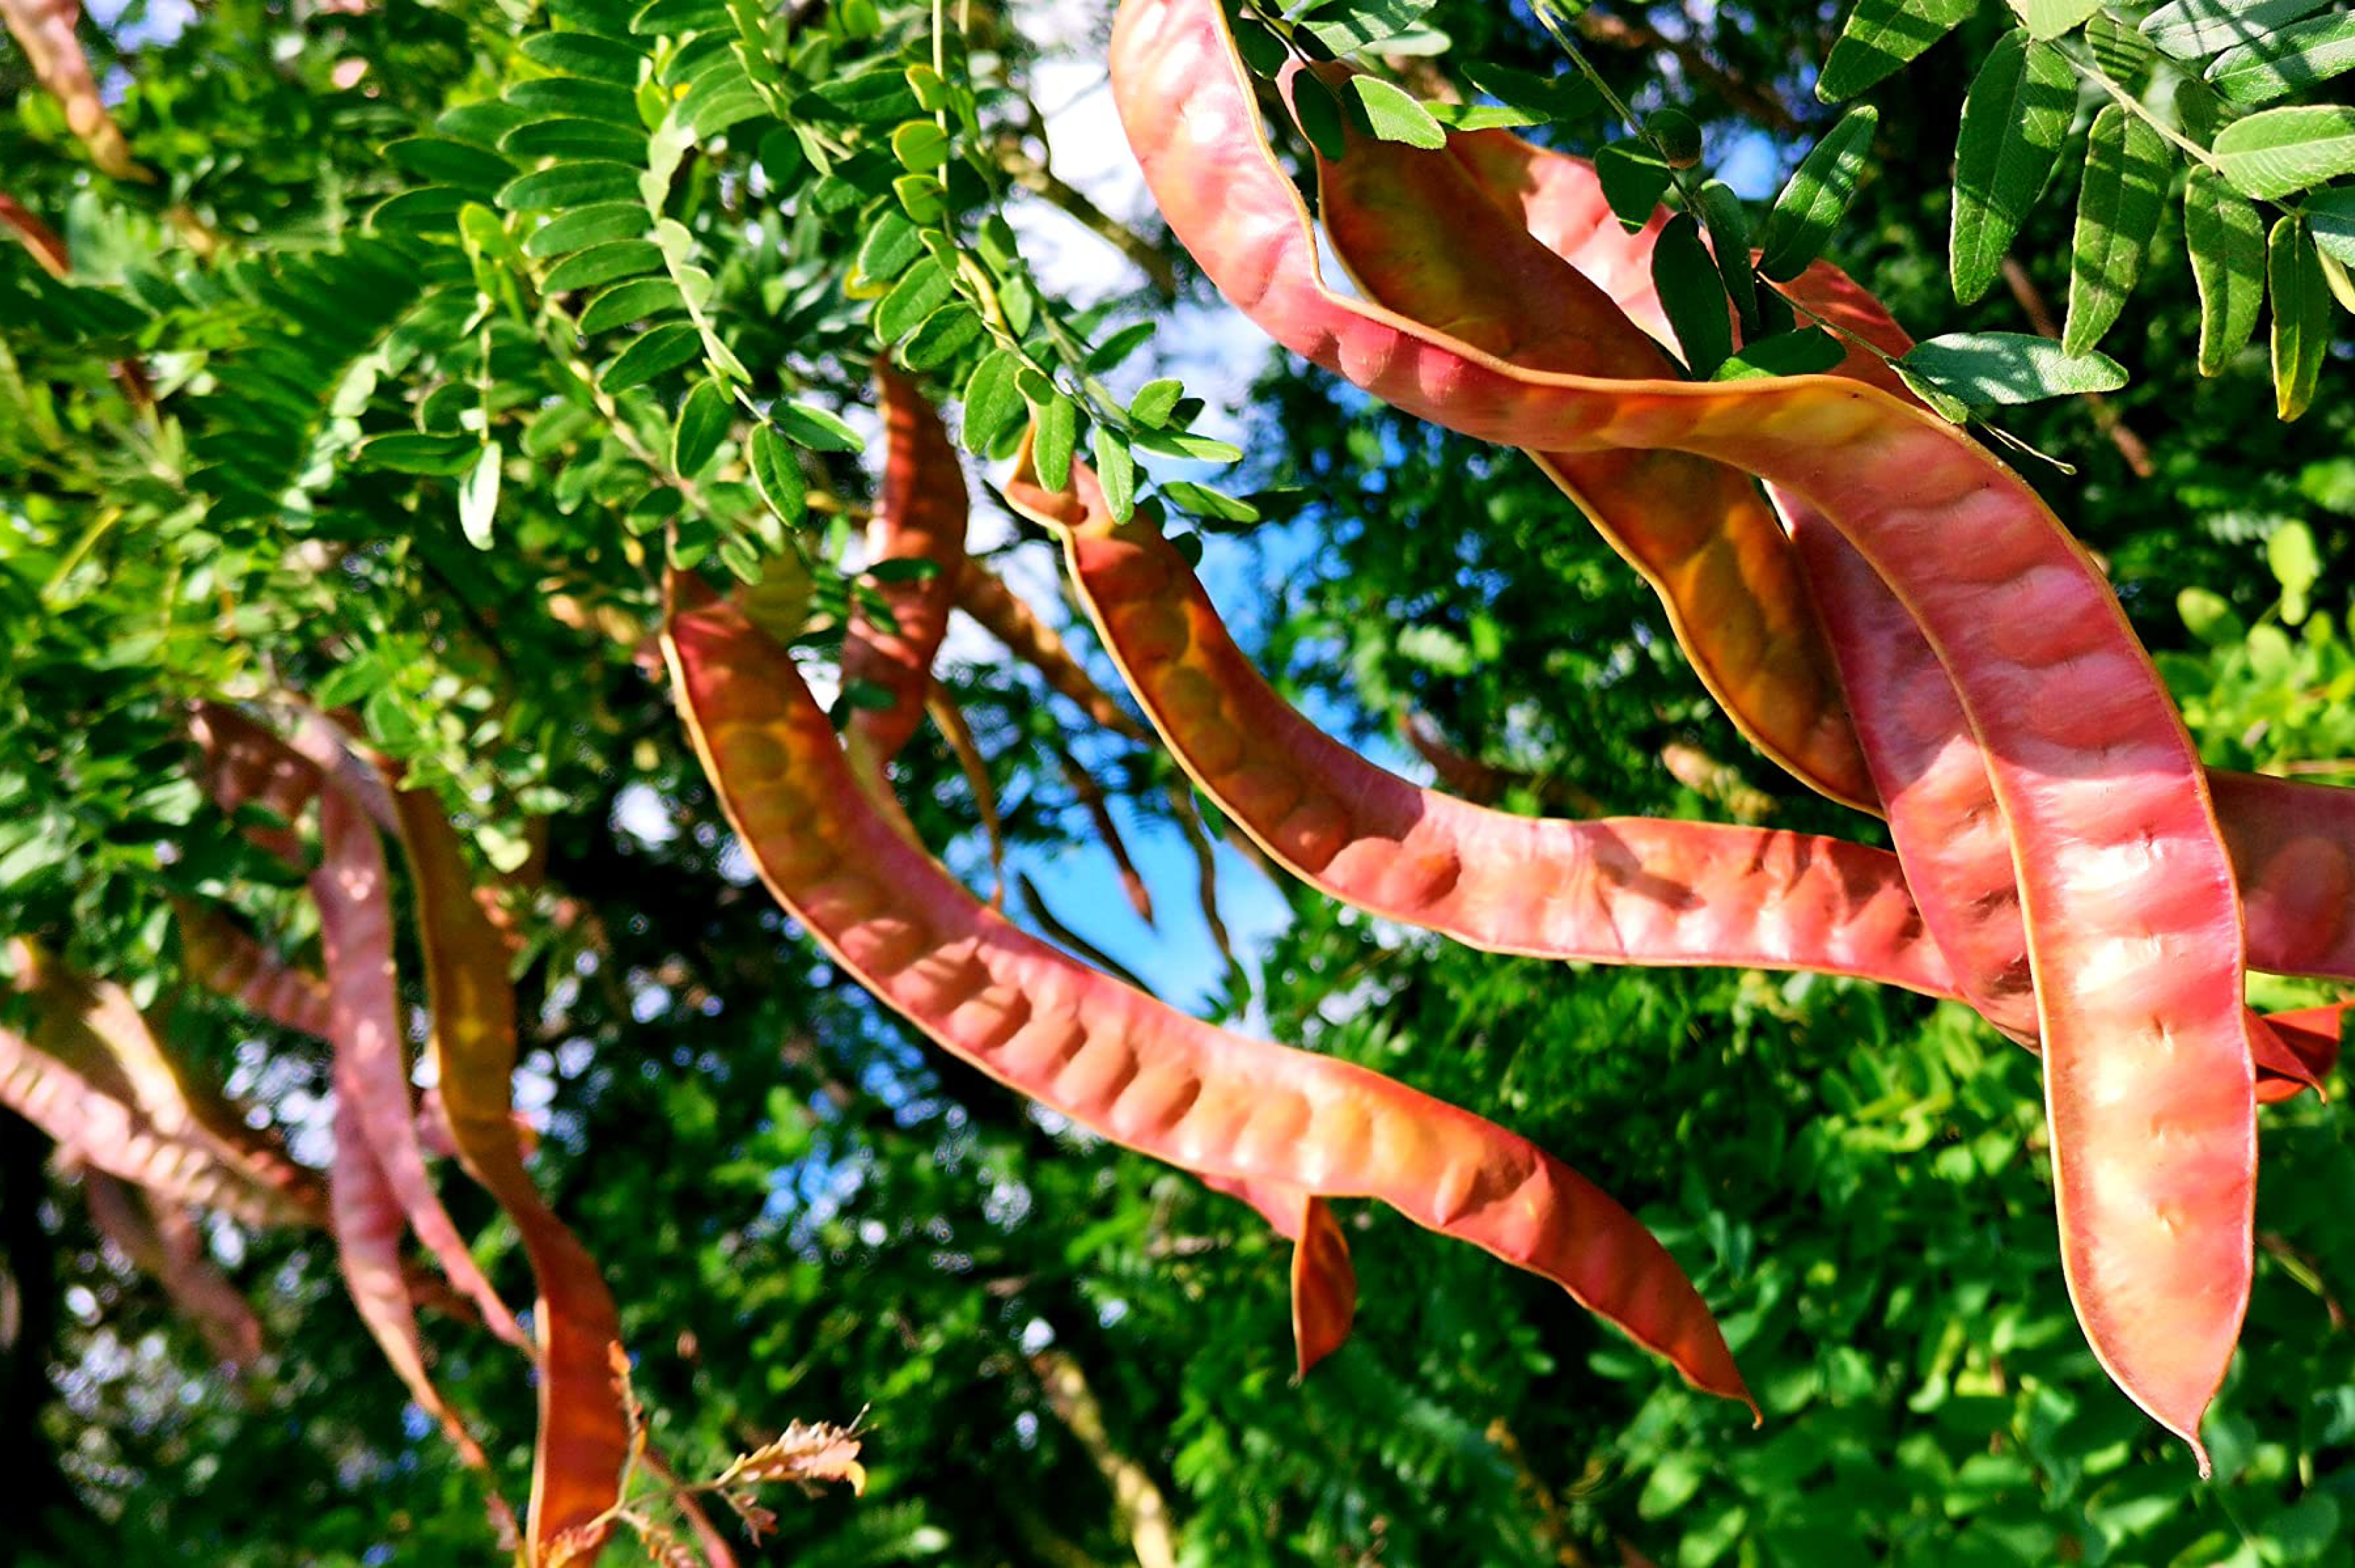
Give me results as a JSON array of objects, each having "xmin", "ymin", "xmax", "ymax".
[
  {"xmin": 329, "ymin": 1088, "xmax": 520, "ymax": 1544},
  {"xmin": 0, "ymin": 0, "xmax": 145, "ymax": 178},
  {"xmin": 1010, "ymin": 452, "xmax": 1959, "ymax": 996},
  {"xmin": 0, "ymin": 190, "xmax": 71, "ymax": 278},
  {"xmin": 315, "ymin": 784, "xmax": 530, "ymax": 1348},
  {"xmin": 1297, "ymin": 68, "xmax": 1870, "ymax": 812},
  {"xmin": 192, "ymin": 703, "xmax": 322, "ymax": 866},
  {"xmin": 176, "ymin": 898, "xmax": 334, "ymax": 1039},
  {"xmin": 955, "ymin": 559, "xmax": 1153, "ymax": 744},
  {"xmin": 395, "ymin": 793, "xmax": 632, "ymax": 1563},
  {"xmin": 83, "ymin": 1171, "xmax": 266, "ymax": 1371},
  {"xmin": 844, "ymin": 368, "xmax": 969, "ymax": 792},
  {"xmin": 1109, "ymin": 0, "xmax": 2256, "ymax": 1461},
  {"xmin": 7, "ymin": 942, "xmax": 320, "ymax": 1226},
  {"xmin": 664, "ymin": 577, "xmax": 1753, "ymax": 1414},
  {"xmin": 1427, "ymin": 156, "xmax": 2355, "ymax": 997},
  {"xmin": 1202, "ymin": 1174, "xmax": 1356, "ymax": 1376}
]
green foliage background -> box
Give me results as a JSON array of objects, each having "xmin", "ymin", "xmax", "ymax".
[{"xmin": 2, "ymin": 0, "xmax": 2352, "ymax": 1563}]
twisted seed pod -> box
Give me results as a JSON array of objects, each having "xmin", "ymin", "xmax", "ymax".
[
  {"xmin": 1296, "ymin": 64, "xmax": 1870, "ymax": 811},
  {"xmin": 1011, "ymin": 450, "xmax": 1957, "ymax": 995},
  {"xmin": 1109, "ymin": 0, "xmax": 2257, "ymax": 1462},
  {"xmin": 316, "ymin": 784, "xmax": 531, "ymax": 1348},
  {"xmin": 396, "ymin": 795, "xmax": 633, "ymax": 1565},
  {"xmin": 175, "ymin": 898, "xmax": 334, "ymax": 1039},
  {"xmin": 1413, "ymin": 136, "xmax": 2355, "ymax": 995},
  {"xmin": 1202, "ymin": 1175, "xmax": 1356, "ymax": 1377},
  {"xmin": 664, "ymin": 575, "xmax": 1753, "ymax": 1414},
  {"xmin": 845, "ymin": 367, "xmax": 969, "ymax": 790},
  {"xmin": 0, "ymin": 0, "xmax": 145, "ymax": 178}
]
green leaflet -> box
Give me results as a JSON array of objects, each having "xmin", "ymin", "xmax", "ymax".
[
  {"xmin": 1695, "ymin": 180, "xmax": 1762, "ymax": 336},
  {"xmin": 522, "ymin": 202, "xmax": 652, "ymax": 259},
  {"xmin": 1024, "ymin": 375, "xmax": 1077, "ymax": 493},
  {"xmin": 518, "ymin": 31, "xmax": 649, "ymax": 88},
  {"xmin": 898, "ymin": 304, "xmax": 985, "ymax": 372},
  {"xmin": 2009, "ymin": 0, "xmax": 2101, "ymax": 41},
  {"xmin": 2269, "ymin": 216, "xmax": 2329, "ymax": 421},
  {"xmin": 383, "ymin": 137, "xmax": 515, "ymax": 192},
  {"xmin": 1950, "ymin": 33, "xmax": 2078, "ymax": 305},
  {"xmin": 359, "ymin": 431, "xmax": 480, "ymax": 476},
  {"xmin": 2213, "ymin": 105, "xmax": 2355, "ymax": 200},
  {"xmin": 1818, "ymin": 0, "xmax": 1976, "ymax": 101},
  {"xmin": 1595, "ymin": 141, "xmax": 1671, "ymax": 232},
  {"xmin": 600, "ymin": 321, "xmax": 702, "ymax": 391},
  {"xmin": 959, "ymin": 350, "xmax": 1026, "ymax": 456},
  {"xmin": 671, "ymin": 378, "xmax": 731, "ymax": 477},
  {"xmin": 2183, "ymin": 168, "xmax": 2266, "ymax": 376},
  {"xmin": 497, "ymin": 160, "xmax": 646, "ymax": 211},
  {"xmin": 1759, "ymin": 106, "xmax": 1877, "ymax": 281},
  {"xmin": 540, "ymin": 239, "xmax": 666, "ymax": 294},
  {"xmin": 2140, "ymin": 0, "xmax": 2331, "ymax": 60},
  {"xmin": 1652, "ymin": 214, "xmax": 1733, "ymax": 378},
  {"xmin": 578, "ymin": 276, "xmax": 686, "ymax": 333},
  {"xmin": 500, "ymin": 118, "xmax": 648, "ymax": 160},
  {"xmin": 1710, "ymin": 328, "xmax": 1847, "ymax": 380},
  {"xmin": 1091, "ymin": 427, "xmax": 1137, "ymax": 522},
  {"xmin": 1349, "ymin": 77, "xmax": 1445, "ymax": 149},
  {"xmin": 747, "ymin": 423, "xmax": 807, "ymax": 524},
  {"xmin": 2310, "ymin": 186, "xmax": 2355, "ymax": 267},
  {"xmin": 504, "ymin": 76, "xmax": 642, "ymax": 126},
  {"xmin": 1297, "ymin": 0, "xmax": 1436, "ymax": 55},
  {"xmin": 1899, "ymin": 330, "xmax": 2128, "ymax": 405},
  {"xmin": 2062, "ymin": 105, "xmax": 2168, "ymax": 355},
  {"xmin": 2206, "ymin": 14, "xmax": 2355, "ymax": 108},
  {"xmin": 875, "ymin": 257, "xmax": 952, "ymax": 344}
]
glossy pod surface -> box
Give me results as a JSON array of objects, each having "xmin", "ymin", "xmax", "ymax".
[
  {"xmin": 665, "ymin": 577, "xmax": 1754, "ymax": 1413},
  {"xmin": 1109, "ymin": 0, "xmax": 2258, "ymax": 1462}
]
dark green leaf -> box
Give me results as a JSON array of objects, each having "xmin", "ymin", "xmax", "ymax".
[
  {"xmin": 855, "ymin": 210, "xmax": 925, "ymax": 286},
  {"xmin": 505, "ymin": 76, "xmax": 642, "ymax": 125},
  {"xmin": 1711, "ymin": 328, "xmax": 1848, "ymax": 379},
  {"xmin": 384, "ymin": 137, "xmax": 515, "ymax": 191},
  {"xmin": 367, "ymin": 187, "xmax": 471, "ymax": 233},
  {"xmin": 1819, "ymin": 0, "xmax": 1976, "ymax": 101},
  {"xmin": 1760, "ymin": 106, "xmax": 1878, "ymax": 280},
  {"xmin": 1696, "ymin": 180, "xmax": 1762, "ymax": 336},
  {"xmin": 357, "ymin": 431, "xmax": 482, "ymax": 475},
  {"xmin": 2270, "ymin": 214, "xmax": 2329, "ymax": 420},
  {"xmin": 1160, "ymin": 479, "xmax": 1260, "ymax": 523},
  {"xmin": 1950, "ymin": 33, "xmax": 2078, "ymax": 305},
  {"xmin": 498, "ymin": 160, "xmax": 646, "ymax": 211},
  {"xmin": 1087, "ymin": 322, "xmax": 1156, "ymax": 373},
  {"xmin": 1127, "ymin": 427, "xmax": 1244, "ymax": 462},
  {"xmin": 1424, "ymin": 101, "xmax": 1545, "ymax": 131},
  {"xmin": 1652, "ymin": 214, "xmax": 1732, "ymax": 377},
  {"xmin": 2184, "ymin": 167, "xmax": 2266, "ymax": 375},
  {"xmin": 1899, "ymin": 330, "xmax": 2128, "ymax": 405},
  {"xmin": 1595, "ymin": 141, "xmax": 1671, "ymax": 232},
  {"xmin": 2062, "ymin": 105, "xmax": 2168, "ymax": 355},
  {"xmin": 519, "ymin": 31, "xmax": 649, "ymax": 87},
  {"xmin": 632, "ymin": 0, "xmax": 731, "ymax": 33},
  {"xmin": 600, "ymin": 322, "xmax": 703, "ymax": 390},
  {"xmin": 1234, "ymin": 18, "xmax": 1289, "ymax": 77},
  {"xmin": 672, "ymin": 378, "xmax": 731, "ymax": 476},
  {"xmin": 1292, "ymin": 74, "xmax": 1350, "ymax": 163},
  {"xmin": 542, "ymin": 239, "xmax": 666, "ymax": 293},
  {"xmin": 522, "ymin": 202, "xmax": 652, "ymax": 259},
  {"xmin": 748, "ymin": 423, "xmax": 807, "ymax": 522},
  {"xmin": 501, "ymin": 117, "xmax": 648, "ymax": 160},
  {"xmin": 579, "ymin": 276, "xmax": 687, "ymax": 332},
  {"xmin": 2214, "ymin": 105, "xmax": 2355, "ymax": 198},
  {"xmin": 2084, "ymin": 12, "xmax": 2157, "ymax": 81}
]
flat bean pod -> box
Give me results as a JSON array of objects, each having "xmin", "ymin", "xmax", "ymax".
[
  {"xmin": 1108, "ymin": 0, "xmax": 2258, "ymax": 1462},
  {"xmin": 664, "ymin": 575, "xmax": 1754, "ymax": 1414}
]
